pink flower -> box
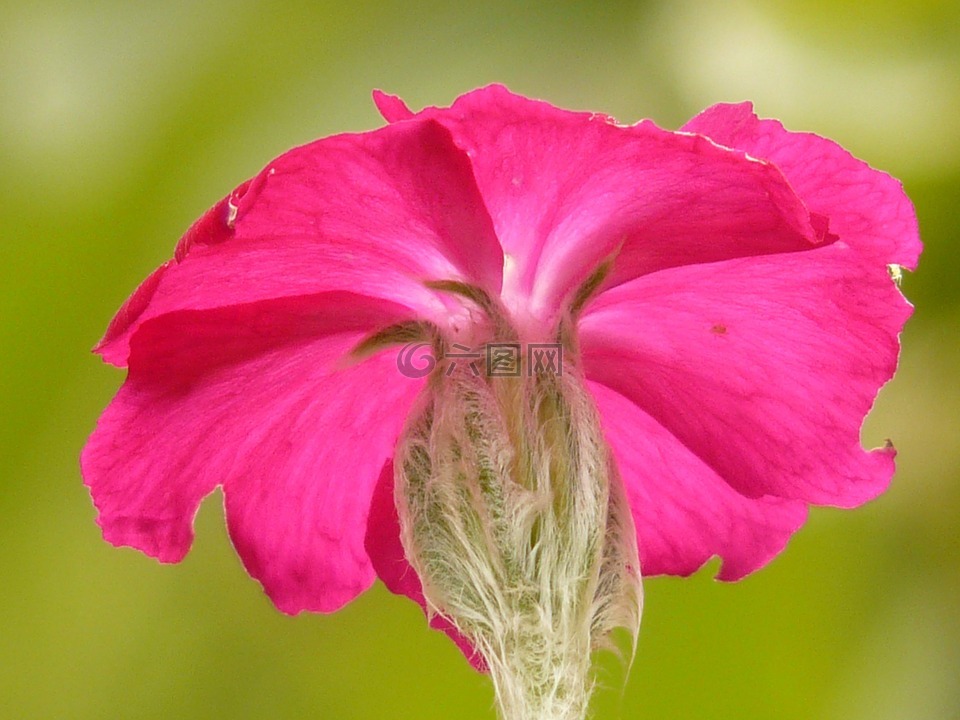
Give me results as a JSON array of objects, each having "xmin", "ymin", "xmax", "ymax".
[{"xmin": 82, "ymin": 86, "xmax": 919, "ymax": 672}]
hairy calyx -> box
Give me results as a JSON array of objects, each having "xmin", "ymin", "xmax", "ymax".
[{"xmin": 395, "ymin": 334, "xmax": 642, "ymax": 720}]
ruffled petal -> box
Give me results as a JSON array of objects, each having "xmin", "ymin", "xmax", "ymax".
[
  {"xmin": 82, "ymin": 292, "xmax": 424, "ymax": 613},
  {"xmin": 365, "ymin": 462, "xmax": 487, "ymax": 670},
  {"xmin": 588, "ymin": 381, "xmax": 808, "ymax": 580},
  {"xmin": 580, "ymin": 243, "xmax": 911, "ymax": 508},
  {"xmin": 97, "ymin": 118, "xmax": 503, "ymax": 366},
  {"xmin": 381, "ymin": 85, "xmax": 824, "ymax": 326},
  {"xmin": 682, "ymin": 102, "xmax": 921, "ymax": 270}
]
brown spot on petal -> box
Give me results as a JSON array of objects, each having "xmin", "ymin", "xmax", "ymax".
[{"xmin": 712, "ymin": 324, "xmax": 727, "ymax": 335}]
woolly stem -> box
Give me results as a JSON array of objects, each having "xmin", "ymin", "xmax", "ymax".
[{"xmin": 395, "ymin": 363, "xmax": 642, "ymax": 720}]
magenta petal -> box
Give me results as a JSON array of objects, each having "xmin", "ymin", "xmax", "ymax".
[
  {"xmin": 395, "ymin": 85, "xmax": 822, "ymax": 322},
  {"xmin": 82, "ymin": 293, "xmax": 424, "ymax": 613},
  {"xmin": 588, "ymin": 381, "xmax": 808, "ymax": 580},
  {"xmin": 233, "ymin": 119, "xmax": 503, "ymax": 293},
  {"xmin": 683, "ymin": 102, "xmax": 921, "ymax": 270},
  {"xmin": 365, "ymin": 463, "xmax": 487, "ymax": 670},
  {"xmin": 97, "ymin": 117, "xmax": 502, "ymax": 366},
  {"xmin": 581, "ymin": 244, "xmax": 911, "ymax": 509}
]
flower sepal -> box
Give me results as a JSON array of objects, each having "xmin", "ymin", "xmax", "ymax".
[{"xmin": 395, "ymin": 337, "xmax": 642, "ymax": 720}]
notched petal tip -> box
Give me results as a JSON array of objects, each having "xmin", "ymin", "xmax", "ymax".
[
  {"xmin": 80, "ymin": 426, "xmax": 204, "ymax": 565},
  {"xmin": 715, "ymin": 502, "xmax": 809, "ymax": 582},
  {"xmin": 97, "ymin": 515, "xmax": 194, "ymax": 564},
  {"xmin": 372, "ymin": 89, "xmax": 415, "ymax": 123},
  {"xmin": 228, "ymin": 521, "xmax": 377, "ymax": 616}
]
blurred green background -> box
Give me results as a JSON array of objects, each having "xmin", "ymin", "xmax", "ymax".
[{"xmin": 2, "ymin": 1, "xmax": 958, "ymax": 718}]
